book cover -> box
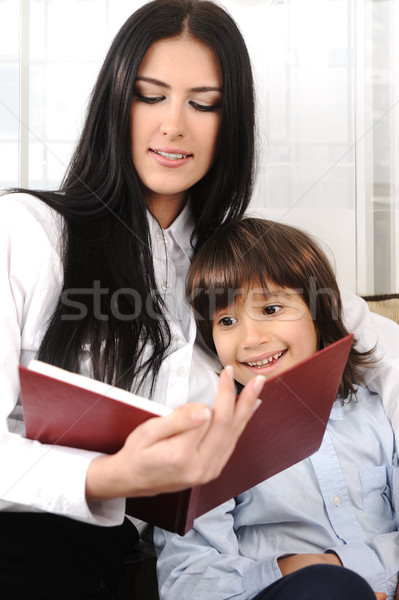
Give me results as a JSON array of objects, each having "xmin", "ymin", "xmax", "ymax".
[
  {"xmin": 19, "ymin": 334, "xmax": 353, "ymax": 535},
  {"xmin": 19, "ymin": 362, "xmax": 171, "ymax": 454}
]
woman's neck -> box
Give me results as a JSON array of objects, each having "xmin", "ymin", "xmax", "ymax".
[{"xmin": 145, "ymin": 192, "xmax": 187, "ymax": 229}]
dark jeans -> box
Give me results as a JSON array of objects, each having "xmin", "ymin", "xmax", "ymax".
[
  {"xmin": 0, "ymin": 512, "xmax": 139, "ymax": 599},
  {"xmin": 254, "ymin": 564, "xmax": 376, "ymax": 600}
]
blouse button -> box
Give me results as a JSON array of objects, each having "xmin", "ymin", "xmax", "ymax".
[
  {"xmin": 61, "ymin": 497, "xmax": 70, "ymax": 510},
  {"xmin": 177, "ymin": 366, "xmax": 187, "ymax": 377},
  {"xmin": 332, "ymin": 495, "xmax": 342, "ymax": 507}
]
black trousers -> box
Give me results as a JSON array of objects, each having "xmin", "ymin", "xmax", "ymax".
[
  {"xmin": 0, "ymin": 512, "xmax": 139, "ymax": 599},
  {"xmin": 254, "ymin": 564, "xmax": 377, "ymax": 600}
]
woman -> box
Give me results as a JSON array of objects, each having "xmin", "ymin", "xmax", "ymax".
[
  {"xmin": 0, "ymin": 1, "xmax": 261, "ymax": 597},
  {"xmin": 0, "ymin": 0, "xmax": 397, "ymax": 598}
]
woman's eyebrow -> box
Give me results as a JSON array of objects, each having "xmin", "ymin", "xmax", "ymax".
[
  {"xmin": 190, "ymin": 86, "xmax": 223, "ymax": 93},
  {"xmin": 136, "ymin": 76, "xmax": 169, "ymax": 88},
  {"xmin": 136, "ymin": 76, "xmax": 222, "ymax": 93}
]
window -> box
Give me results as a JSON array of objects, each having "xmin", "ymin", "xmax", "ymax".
[{"xmin": 0, "ymin": 0, "xmax": 397, "ymax": 293}]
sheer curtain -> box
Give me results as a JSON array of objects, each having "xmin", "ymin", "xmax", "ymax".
[{"xmin": 0, "ymin": 0, "xmax": 397, "ymax": 293}]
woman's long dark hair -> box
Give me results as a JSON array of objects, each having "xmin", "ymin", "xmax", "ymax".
[
  {"xmin": 10, "ymin": 0, "xmax": 255, "ymax": 392},
  {"xmin": 186, "ymin": 218, "xmax": 375, "ymax": 400}
]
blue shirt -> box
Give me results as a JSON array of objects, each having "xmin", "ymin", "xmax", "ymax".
[{"xmin": 154, "ymin": 387, "xmax": 399, "ymax": 599}]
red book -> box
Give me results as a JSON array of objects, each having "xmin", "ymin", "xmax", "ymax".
[{"xmin": 19, "ymin": 334, "xmax": 353, "ymax": 535}]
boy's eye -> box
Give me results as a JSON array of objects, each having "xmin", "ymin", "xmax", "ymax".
[
  {"xmin": 218, "ymin": 316, "xmax": 237, "ymax": 327},
  {"xmin": 264, "ymin": 304, "xmax": 282, "ymax": 316}
]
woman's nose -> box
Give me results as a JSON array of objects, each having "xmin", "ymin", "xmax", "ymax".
[{"xmin": 161, "ymin": 103, "xmax": 186, "ymax": 139}]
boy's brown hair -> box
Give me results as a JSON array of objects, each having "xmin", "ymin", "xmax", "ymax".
[{"xmin": 187, "ymin": 218, "xmax": 374, "ymax": 399}]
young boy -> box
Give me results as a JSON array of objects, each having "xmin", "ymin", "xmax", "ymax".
[{"xmin": 154, "ymin": 218, "xmax": 399, "ymax": 600}]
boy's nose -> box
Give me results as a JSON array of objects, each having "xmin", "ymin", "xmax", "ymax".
[{"xmin": 242, "ymin": 319, "xmax": 270, "ymax": 349}]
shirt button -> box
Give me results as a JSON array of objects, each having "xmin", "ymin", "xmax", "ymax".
[
  {"xmin": 171, "ymin": 334, "xmax": 181, "ymax": 343},
  {"xmin": 177, "ymin": 366, "xmax": 187, "ymax": 377},
  {"xmin": 162, "ymin": 281, "xmax": 170, "ymax": 290},
  {"xmin": 61, "ymin": 497, "xmax": 70, "ymax": 510},
  {"xmin": 332, "ymin": 495, "xmax": 342, "ymax": 507}
]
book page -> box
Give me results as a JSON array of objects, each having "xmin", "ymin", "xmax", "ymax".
[{"xmin": 27, "ymin": 360, "xmax": 172, "ymax": 416}]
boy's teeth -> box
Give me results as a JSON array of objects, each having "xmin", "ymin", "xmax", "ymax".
[
  {"xmin": 247, "ymin": 351, "xmax": 285, "ymax": 367},
  {"xmin": 155, "ymin": 150, "xmax": 188, "ymax": 160}
]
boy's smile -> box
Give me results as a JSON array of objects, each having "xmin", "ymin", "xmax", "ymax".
[
  {"xmin": 212, "ymin": 285, "xmax": 318, "ymax": 386},
  {"xmin": 242, "ymin": 348, "xmax": 288, "ymax": 370}
]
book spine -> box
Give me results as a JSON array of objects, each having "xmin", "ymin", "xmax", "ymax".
[{"xmin": 177, "ymin": 485, "xmax": 201, "ymax": 536}]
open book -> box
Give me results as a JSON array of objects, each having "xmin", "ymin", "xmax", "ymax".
[{"xmin": 19, "ymin": 334, "xmax": 353, "ymax": 535}]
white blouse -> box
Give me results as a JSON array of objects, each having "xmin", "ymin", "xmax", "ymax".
[
  {"xmin": 0, "ymin": 192, "xmax": 398, "ymax": 527},
  {"xmin": 0, "ymin": 192, "xmax": 219, "ymax": 526}
]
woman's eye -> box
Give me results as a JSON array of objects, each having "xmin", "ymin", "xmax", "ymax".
[
  {"xmin": 218, "ymin": 316, "xmax": 237, "ymax": 327},
  {"xmin": 136, "ymin": 94, "xmax": 164, "ymax": 104},
  {"xmin": 264, "ymin": 305, "xmax": 282, "ymax": 316},
  {"xmin": 190, "ymin": 101, "xmax": 220, "ymax": 113}
]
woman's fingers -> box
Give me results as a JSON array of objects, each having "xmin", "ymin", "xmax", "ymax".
[
  {"xmin": 195, "ymin": 368, "xmax": 266, "ymax": 472},
  {"xmin": 86, "ymin": 368, "xmax": 266, "ymax": 500},
  {"xmin": 231, "ymin": 373, "xmax": 266, "ymax": 432},
  {"xmin": 125, "ymin": 367, "xmax": 266, "ymax": 492},
  {"xmin": 206, "ymin": 366, "xmax": 264, "ymax": 432},
  {"xmin": 136, "ymin": 402, "xmax": 213, "ymax": 447}
]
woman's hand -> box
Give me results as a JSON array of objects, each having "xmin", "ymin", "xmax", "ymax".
[{"xmin": 86, "ymin": 366, "xmax": 265, "ymax": 500}]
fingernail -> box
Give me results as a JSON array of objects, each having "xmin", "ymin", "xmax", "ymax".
[
  {"xmin": 224, "ymin": 365, "xmax": 234, "ymax": 380},
  {"xmin": 253, "ymin": 399, "xmax": 262, "ymax": 412},
  {"xmin": 192, "ymin": 407, "xmax": 212, "ymax": 422},
  {"xmin": 252, "ymin": 375, "xmax": 266, "ymax": 396}
]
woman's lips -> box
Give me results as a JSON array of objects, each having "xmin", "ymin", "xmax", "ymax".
[{"xmin": 150, "ymin": 148, "xmax": 193, "ymax": 168}]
